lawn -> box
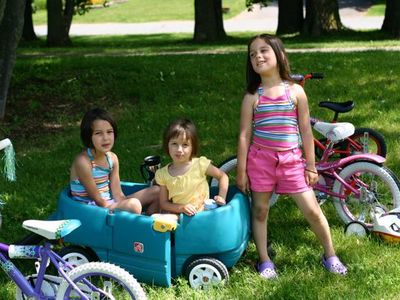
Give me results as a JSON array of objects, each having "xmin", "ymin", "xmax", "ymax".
[
  {"xmin": 31, "ymin": 0, "xmax": 386, "ymax": 26},
  {"xmin": 1, "ymin": 31, "xmax": 400, "ymax": 298},
  {"xmin": 32, "ymin": 0, "xmax": 246, "ymax": 25}
]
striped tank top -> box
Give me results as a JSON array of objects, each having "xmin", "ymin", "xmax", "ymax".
[
  {"xmin": 252, "ymin": 82, "xmax": 300, "ymax": 150},
  {"xmin": 70, "ymin": 148, "xmax": 113, "ymax": 203}
]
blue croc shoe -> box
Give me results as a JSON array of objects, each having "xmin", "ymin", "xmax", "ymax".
[
  {"xmin": 256, "ymin": 261, "xmax": 278, "ymax": 280},
  {"xmin": 322, "ymin": 255, "xmax": 347, "ymax": 276}
]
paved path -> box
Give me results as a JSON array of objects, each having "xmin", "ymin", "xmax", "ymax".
[{"xmin": 34, "ymin": 1, "xmax": 384, "ymax": 36}]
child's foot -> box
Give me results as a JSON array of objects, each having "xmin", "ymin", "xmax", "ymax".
[
  {"xmin": 322, "ymin": 255, "xmax": 347, "ymax": 275},
  {"xmin": 256, "ymin": 261, "xmax": 278, "ymax": 280}
]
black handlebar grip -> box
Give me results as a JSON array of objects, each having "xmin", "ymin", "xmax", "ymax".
[{"xmin": 311, "ymin": 72, "xmax": 324, "ymax": 79}]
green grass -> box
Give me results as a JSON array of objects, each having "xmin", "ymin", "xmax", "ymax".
[
  {"xmin": 2, "ymin": 35, "xmax": 400, "ymax": 298},
  {"xmin": 367, "ymin": 0, "xmax": 385, "ymax": 16},
  {"xmin": 32, "ymin": 0, "xmax": 386, "ymax": 26},
  {"xmin": 17, "ymin": 30, "xmax": 400, "ymax": 58},
  {"xmin": 32, "ymin": 0, "xmax": 246, "ymax": 25}
]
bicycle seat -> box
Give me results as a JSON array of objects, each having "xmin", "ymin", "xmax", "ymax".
[
  {"xmin": 22, "ymin": 219, "xmax": 81, "ymax": 240},
  {"xmin": 319, "ymin": 101, "xmax": 354, "ymax": 113},
  {"xmin": 313, "ymin": 122, "xmax": 355, "ymax": 142}
]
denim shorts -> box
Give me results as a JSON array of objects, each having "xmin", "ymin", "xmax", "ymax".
[{"xmin": 246, "ymin": 144, "xmax": 311, "ymax": 194}]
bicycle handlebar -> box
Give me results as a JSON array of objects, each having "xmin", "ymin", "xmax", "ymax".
[{"xmin": 290, "ymin": 72, "xmax": 324, "ymax": 86}]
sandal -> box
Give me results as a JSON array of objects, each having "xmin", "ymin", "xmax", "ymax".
[
  {"xmin": 256, "ymin": 261, "xmax": 278, "ymax": 280},
  {"xmin": 322, "ymin": 255, "xmax": 348, "ymax": 275}
]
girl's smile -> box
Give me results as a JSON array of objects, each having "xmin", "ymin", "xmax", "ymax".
[{"xmin": 249, "ymin": 38, "xmax": 278, "ymax": 75}]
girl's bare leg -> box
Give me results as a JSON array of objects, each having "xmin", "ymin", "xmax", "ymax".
[
  {"xmin": 292, "ymin": 190, "xmax": 335, "ymax": 258},
  {"xmin": 251, "ymin": 191, "xmax": 274, "ymax": 262},
  {"xmin": 129, "ymin": 185, "xmax": 160, "ymax": 215}
]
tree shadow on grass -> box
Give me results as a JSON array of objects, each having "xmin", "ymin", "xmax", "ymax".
[{"xmin": 17, "ymin": 29, "xmax": 396, "ymax": 56}]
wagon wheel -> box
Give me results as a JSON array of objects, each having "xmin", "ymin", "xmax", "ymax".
[
  {"xmin": 185, "ymin": 257, "xmax": 229, "ymax": 290},
  {"xmin": 58, "ymin": 245, "xmax": 97, "ymax": 269}
]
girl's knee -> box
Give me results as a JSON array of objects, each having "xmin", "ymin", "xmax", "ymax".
[
  {"xmin": 305, "ymin": 208, "xmax": 327, "ymax": 225},
  {"xmin": 252, "ymin": 205, "xmax": 269, "ymax": 221},
  {"xmin": 125, "ymin": 198, "xmax": 142, "ymax": 214}
]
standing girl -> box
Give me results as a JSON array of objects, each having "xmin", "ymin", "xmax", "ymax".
[
  {"xmin": 70, "ymin": 108, "xmax": 159, "ymax": 215},
  {"xmin": 236, "ymin": 34, "xmax": 347, "ymax": 279},
  {"xmin": 154, "ymin": 119, "xmax": 228, "ymax": 221}
]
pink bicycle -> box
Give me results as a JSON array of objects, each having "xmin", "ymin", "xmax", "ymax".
[{"xmin": 211, "ymin": 121, "xmax": 400, "ymax": 227}]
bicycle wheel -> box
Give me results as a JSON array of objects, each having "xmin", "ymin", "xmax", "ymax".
[
  {"xmin": 16, "ymin": 274, "xmax": 61, "ymax": 299},
  {"xmin": 211, "ymin": 156, "xmax": 279, "ymax": 207},
  {"xmin": 338, "ymin": 127, "xmax": 387, "ymax": 158},
  {"xmin": 56, "ymin": 262, "xmax": 146, "ymax": 300},
  {"xmin": 332, "ymin": 162, "xmax": 400, "ymax": 227}
]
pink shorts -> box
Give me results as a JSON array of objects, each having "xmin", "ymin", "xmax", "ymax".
[{"xmin": 246, "ymin": 145, "xmax": 311, "ymax": 194}]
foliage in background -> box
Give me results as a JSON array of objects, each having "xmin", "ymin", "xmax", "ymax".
[{"xmin": 1, "ymin": 36, "xmax": 400, "ymax": 298}]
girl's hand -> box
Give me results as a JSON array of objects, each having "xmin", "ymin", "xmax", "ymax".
[
  {"xmin": 214, "ymin": 195, "xmax": 226, "ymax": 205},
  {"xmin": 236, "ymin": 172, "xmax": 249, "ymax": 194},
  {"xmin": 305, "ymin": 169, "xmax": 319, "ymax": 186},
  {"xmin": 181, "ymin": 204, "xmax": 197, "ymax": 216}
]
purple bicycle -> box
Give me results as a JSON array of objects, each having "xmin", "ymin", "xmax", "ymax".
[{"xmin": 0, "ymin": 139, "xmax": 146, "ymax": 299}]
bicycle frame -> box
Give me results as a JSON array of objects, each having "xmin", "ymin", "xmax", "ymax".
[
  {"xmin": 312, "ymin": 140, "xmax": 385, "ymax": 203},
  {"xmin": 0, "ymin": 242, "xmax": 91, "ymax": 299}
]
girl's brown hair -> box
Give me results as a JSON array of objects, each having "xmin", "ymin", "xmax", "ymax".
[{"xmin": 246, "ymin": 34, "xmax": 293, "ymax": 94}]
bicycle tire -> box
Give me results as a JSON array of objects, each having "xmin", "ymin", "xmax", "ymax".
[
  {"xmin": 338, "ymin": 127, "xmax": 387, "ymax": 158},
  {"xmin": 56, "ymin": 262, "xmax": 146, "ymax": 300},
  {"xmin": 332, "ymin": 162, "xmax": 400, "ymax": 227},
  {"xmin": 211, "ymin": 156, "xmax": 279, "ymax": 207}
]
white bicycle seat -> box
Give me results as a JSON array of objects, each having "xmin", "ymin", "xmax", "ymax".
[
  {"xmin": 313, "ymin": 122, "xmax": 355, "ymax": 142},
  {"xmin": 22, "ymin": 219, "xmax": 81, "ymax": 240}
]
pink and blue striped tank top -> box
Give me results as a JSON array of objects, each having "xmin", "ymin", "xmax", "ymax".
[
  {"xmin": 252, "ymin": 82, "xmax": 300, "ymax": 150},
  {"xmin": 70, "ymin": 148, "xmax": 113, "ymax": 203}
]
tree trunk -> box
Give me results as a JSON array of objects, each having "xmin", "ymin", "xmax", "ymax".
[
  {"xmin": 381, "ymin": 0, "xmax": 400, "ymax": 38},
  {"xmin": 303, "ymin": 0, "xmax": 342, "ymax": 36},
  {"xmin": 0, "ymin": 0, "xmax": 25, "ymax": 119},
  {"xmin": 277, "ymin": 0, "xmax": 303, "ymax": 34},
  {"xmin": 47, "ymin": 0, "xmax": 74, "ymax": 47},
  {"xmin": 22, "ymin": 0, "xmax": 37, "ymax": 41},
  {"xmin": 0, "ymin": 0, "xmax": 6, "ymax": 22},
  {"xmin": 194, "ymin": 0, "xmax": 226, "ymax": 42}
]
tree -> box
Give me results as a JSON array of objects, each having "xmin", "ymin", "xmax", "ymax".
[
  {"xmin": 47, "ymin": 0, "xmax": 74, "ymax": 46},
  {"xmin": 0, "ymin": 0, "xmax": 25, "ymax": 119},
  {"xmin": 194, "ymin": 0, "xmax": 226, "ymax": 42},
  {"xmin": 47, "ymin": 0, "xmax": 89, "ymax": 47},
  {"xmin": 277, "ymin": 0, "xmax": 303, "ymax": 34},
  {"xmin": 381, "ymin": 0, "xmax": 400, "ymax": 38},
  {"xmin": 303, "ymin": 0, "xmax": 343, "ymax": 36},
  {"xmin": 22, "ymin": 0, "xmax": 37, "ymax": 41}
]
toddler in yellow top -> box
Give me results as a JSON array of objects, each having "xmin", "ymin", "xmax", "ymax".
[{"xmin": 154, "ymin": 119, "xmax": 228, "ymax": 221}]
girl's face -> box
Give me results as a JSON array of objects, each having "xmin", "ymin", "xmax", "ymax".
[
  {"xmin": 249, "ymin": 38, "xmax": 278, "ymax": 75},
  {"xmin": 168, "ymin": 132, "xmax": 193, "ymax": 164},
  {"xmin": 91, "ymin": 119, "xmax": 114, "ymax": 153}
]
